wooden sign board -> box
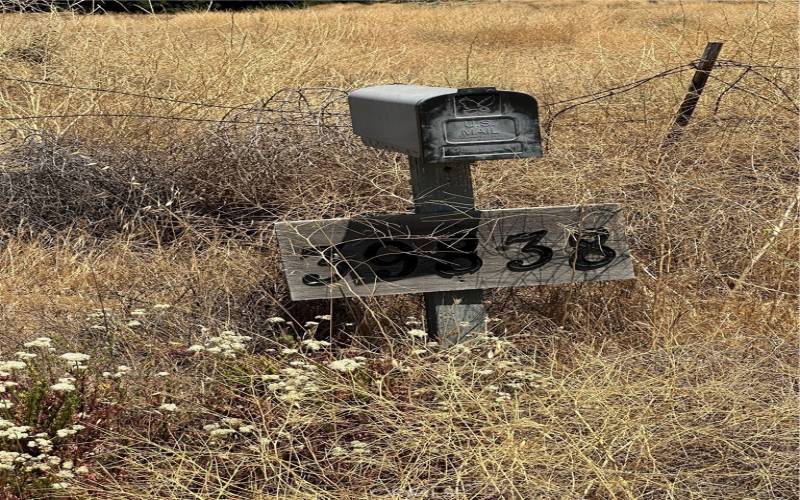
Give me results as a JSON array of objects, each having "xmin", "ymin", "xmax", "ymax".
[{"xmin": 275, "ymin": 204, "xmax": 634, "ymax": 301}]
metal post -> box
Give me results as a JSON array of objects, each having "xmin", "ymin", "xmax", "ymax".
[
  {"xmin": 409, "ymin": 157, "xmax": 486, "ymax": 345},
  {"xmin": 663, "ymin": 42, "xmax": 723, "ymax": 147}
]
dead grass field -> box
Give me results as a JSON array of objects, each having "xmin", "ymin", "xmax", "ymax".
[{"xmin": 0, "ymin": 0, "xmax": 798, "ymax": 498}]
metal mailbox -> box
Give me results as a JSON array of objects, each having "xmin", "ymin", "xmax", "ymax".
[{"xmin": 348, "ymin": 84, "xmax": 542, "ymax": 163}]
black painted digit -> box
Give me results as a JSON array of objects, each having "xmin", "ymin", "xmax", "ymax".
[
  {"xmin": 301, "ymin": 245, "xmax": 351, "ymax": 286},
  {"xmin": 568, "ymin": 228, "xmax": 616, "ymax": 271},
  {"xmin": 435, "ymin": 229, "xmax": 483, "ymax": 278},
  {"xmin": 363, "ymin": 240, "xmax": 418, "ymax": 282},
  {"xmin": 505, "ymin": 230, "xmax": 553, "ymax": 272}
]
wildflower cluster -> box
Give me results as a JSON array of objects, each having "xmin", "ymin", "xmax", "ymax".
[
  {"xmin": 187, "ymin": 329, "xmax": 252, "ymax": 359},
  {"xmin": 0, "ymin": 343, "xmax": 93, "ymax": 491},
  {"xmin": 461, "ymin": 333, "xmax": 552, "ymax": 402},
  {"xmin": 264, "ymin": 359, "xmax": 321, "ymax": 405},
  {"xmin": 407, "ymin": 329, "xmax": 428, "ymax": 339},
  {"xmin": 102, "ymin": 365, "xmax": 132, "ymax": 379},
  {"xmin": 85, "ymin": 304, "xmax": 172, "ymax": 335},
  {"xmin": 0, "ymin": 333, "xmax": 128, "ymax": 493},
  {"xmin": 301, "ymin": 339, "xmax": 331, "ymax": 352},
  {"xmin": 60, "ymin": 352, "xmax": 90, "ymax": 372},
  {"xmin": 328, "ymin": 357, "xmax": 366, "ymax": 373},
  {"xmin": 203, "ymin": 418, "xmax": 255, "ymax": 440}
]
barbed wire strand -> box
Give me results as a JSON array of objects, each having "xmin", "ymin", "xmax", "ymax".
[
  {"xmin": 0, "ymin": 112, "xmax": 352, "ymax": 128},
  {"xmin": 0, "ymin": 59, "xmax": 796, "ymax": 128},
  {"xmin": 0, "ymin": 75, "xmax": 351, "ymax": 116}
]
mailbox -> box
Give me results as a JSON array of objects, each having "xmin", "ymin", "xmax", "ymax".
[{"xmin": 348, "ymin": 84, "xmax": 542, "ymax": 163}]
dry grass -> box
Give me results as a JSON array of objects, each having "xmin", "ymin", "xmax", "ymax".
[{"xmin": 0, "ymin": 0, "xmax": 797, "ymax": 498}]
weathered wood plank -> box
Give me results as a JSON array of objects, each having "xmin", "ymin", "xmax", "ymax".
[{"xmin": 275, "ymin": 203, "xmax": 634, "ymax": 301}]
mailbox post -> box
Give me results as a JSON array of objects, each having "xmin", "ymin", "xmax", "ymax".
[
  {"xmin": 348, "ymin": 84, "xmax": 543, "ymax": 344},
  {"xmin": 275, "ymin": 84, "xmax": 633, "ymax": 348},
  {"xmin": 410, "ymin": 158, "xmax": 485, "ymax": 344}
]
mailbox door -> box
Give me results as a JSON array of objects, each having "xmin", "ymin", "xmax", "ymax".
[{"xmin": 417, "ymin": 88, "xmax": 543, "ymax": 163}]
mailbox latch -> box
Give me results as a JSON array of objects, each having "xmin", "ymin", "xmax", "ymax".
[{"xmin": 456, "ymin": 87, "xmax": 497, "ymax": 95}]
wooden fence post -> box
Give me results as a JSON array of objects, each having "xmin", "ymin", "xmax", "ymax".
[
  {"xmin": 662, "ymin": 41, "xmax": 723, "ymax": 146},
  {"xmin": 409, "ymin": 157, "xmax": 485, "ymax": 345}
]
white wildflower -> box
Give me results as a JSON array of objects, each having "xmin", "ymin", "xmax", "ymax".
[
  {"xmin": 304, "ymin": 321, "xmax": 319, "ymax": 328},
  {"xmin": 153, "ymin": 303, "xmax": 171, "ymax": 310},
  {"xmin": 209, "ymin": 428, "xmax": 236, "ymax": 438},
  {"xmin": 0, "ymin": 401, "xmax": 13, "ymax": 409},
  {"xmin": 314, "ymin": 315, "xmax": 332, "ymax": 321},
  {"xmin": 15, "ymin": 352, "xmax": 36, "ymax": 360},
  {"xmin": 60, "ymin": 353, "xmax": 90, "ymax": 363},
  {"xmin": 350, "ymin": 440, "xmax": 369, "ymax": 454},
  {"xmin": 0, "ymin": 381, "xmax": 18, "ymax": 392},
  {"xmin": 0, "ymin": 360, "xmax": 27, "ymax": 371},
  {"xmin": 23, "ymin": 337, "xmax": 52, "ymax": 349},
  {"xmin": 408, "ymin": 328, "xmax": 428, "ymax": 339},
  {"xmin": 51, "ymin": 482, "xmax": 71, "ymax": 490},
  {"xmin": 0, "ymin": 426, "xmax": 31, "ymax": 439},
  {"xmin": 130, "ymin": 308, "xmax": 147, "ymax": 316},
  {"xmin": 281, "ymin": 348, "xmax": 298, "ymax": 355},
  {"xmin": 126, "ymin": 320, "xmax": 142, "ymax": 327},
  {"xmin": 328, "ymin": 358, "xmax": 364, "ymax": 373},
  {"xmin": 301, "ymin": 339, "xmax": 331, "ymax": 351},
  {"xmin": 267, "ymin": 317, "xmax": 285, "ymax": 324},
  {"xmin": 495, "ymin": 391, "xmax": 511, "ymax": 402},
  {"xmin": 159, "ymin": 403, "xmax": 178, "ymax": 412},
  {"xmin": 0, "ymin": 450, "xmax": 20, "ymax": 470},
  {"xmin": 51, "ymin": 381, "xmax": 76, "ymax": 393},
  {"xmin": 194, "ymin": 330, "xmax": 252, "ymax": 358}
]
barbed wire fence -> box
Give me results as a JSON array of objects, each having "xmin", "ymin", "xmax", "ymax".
[
  {"xmin": 0, "ymin": 57, "xmax": 797, "ymax": 141},
  {"xmin": 0, "ymin": 56, "xmax": 797, "ymax": 240}
]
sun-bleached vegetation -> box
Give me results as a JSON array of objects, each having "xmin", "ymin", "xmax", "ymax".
[{"xmin": 0, "ymin": 1, "xmax": 797, "ymax": 498}]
